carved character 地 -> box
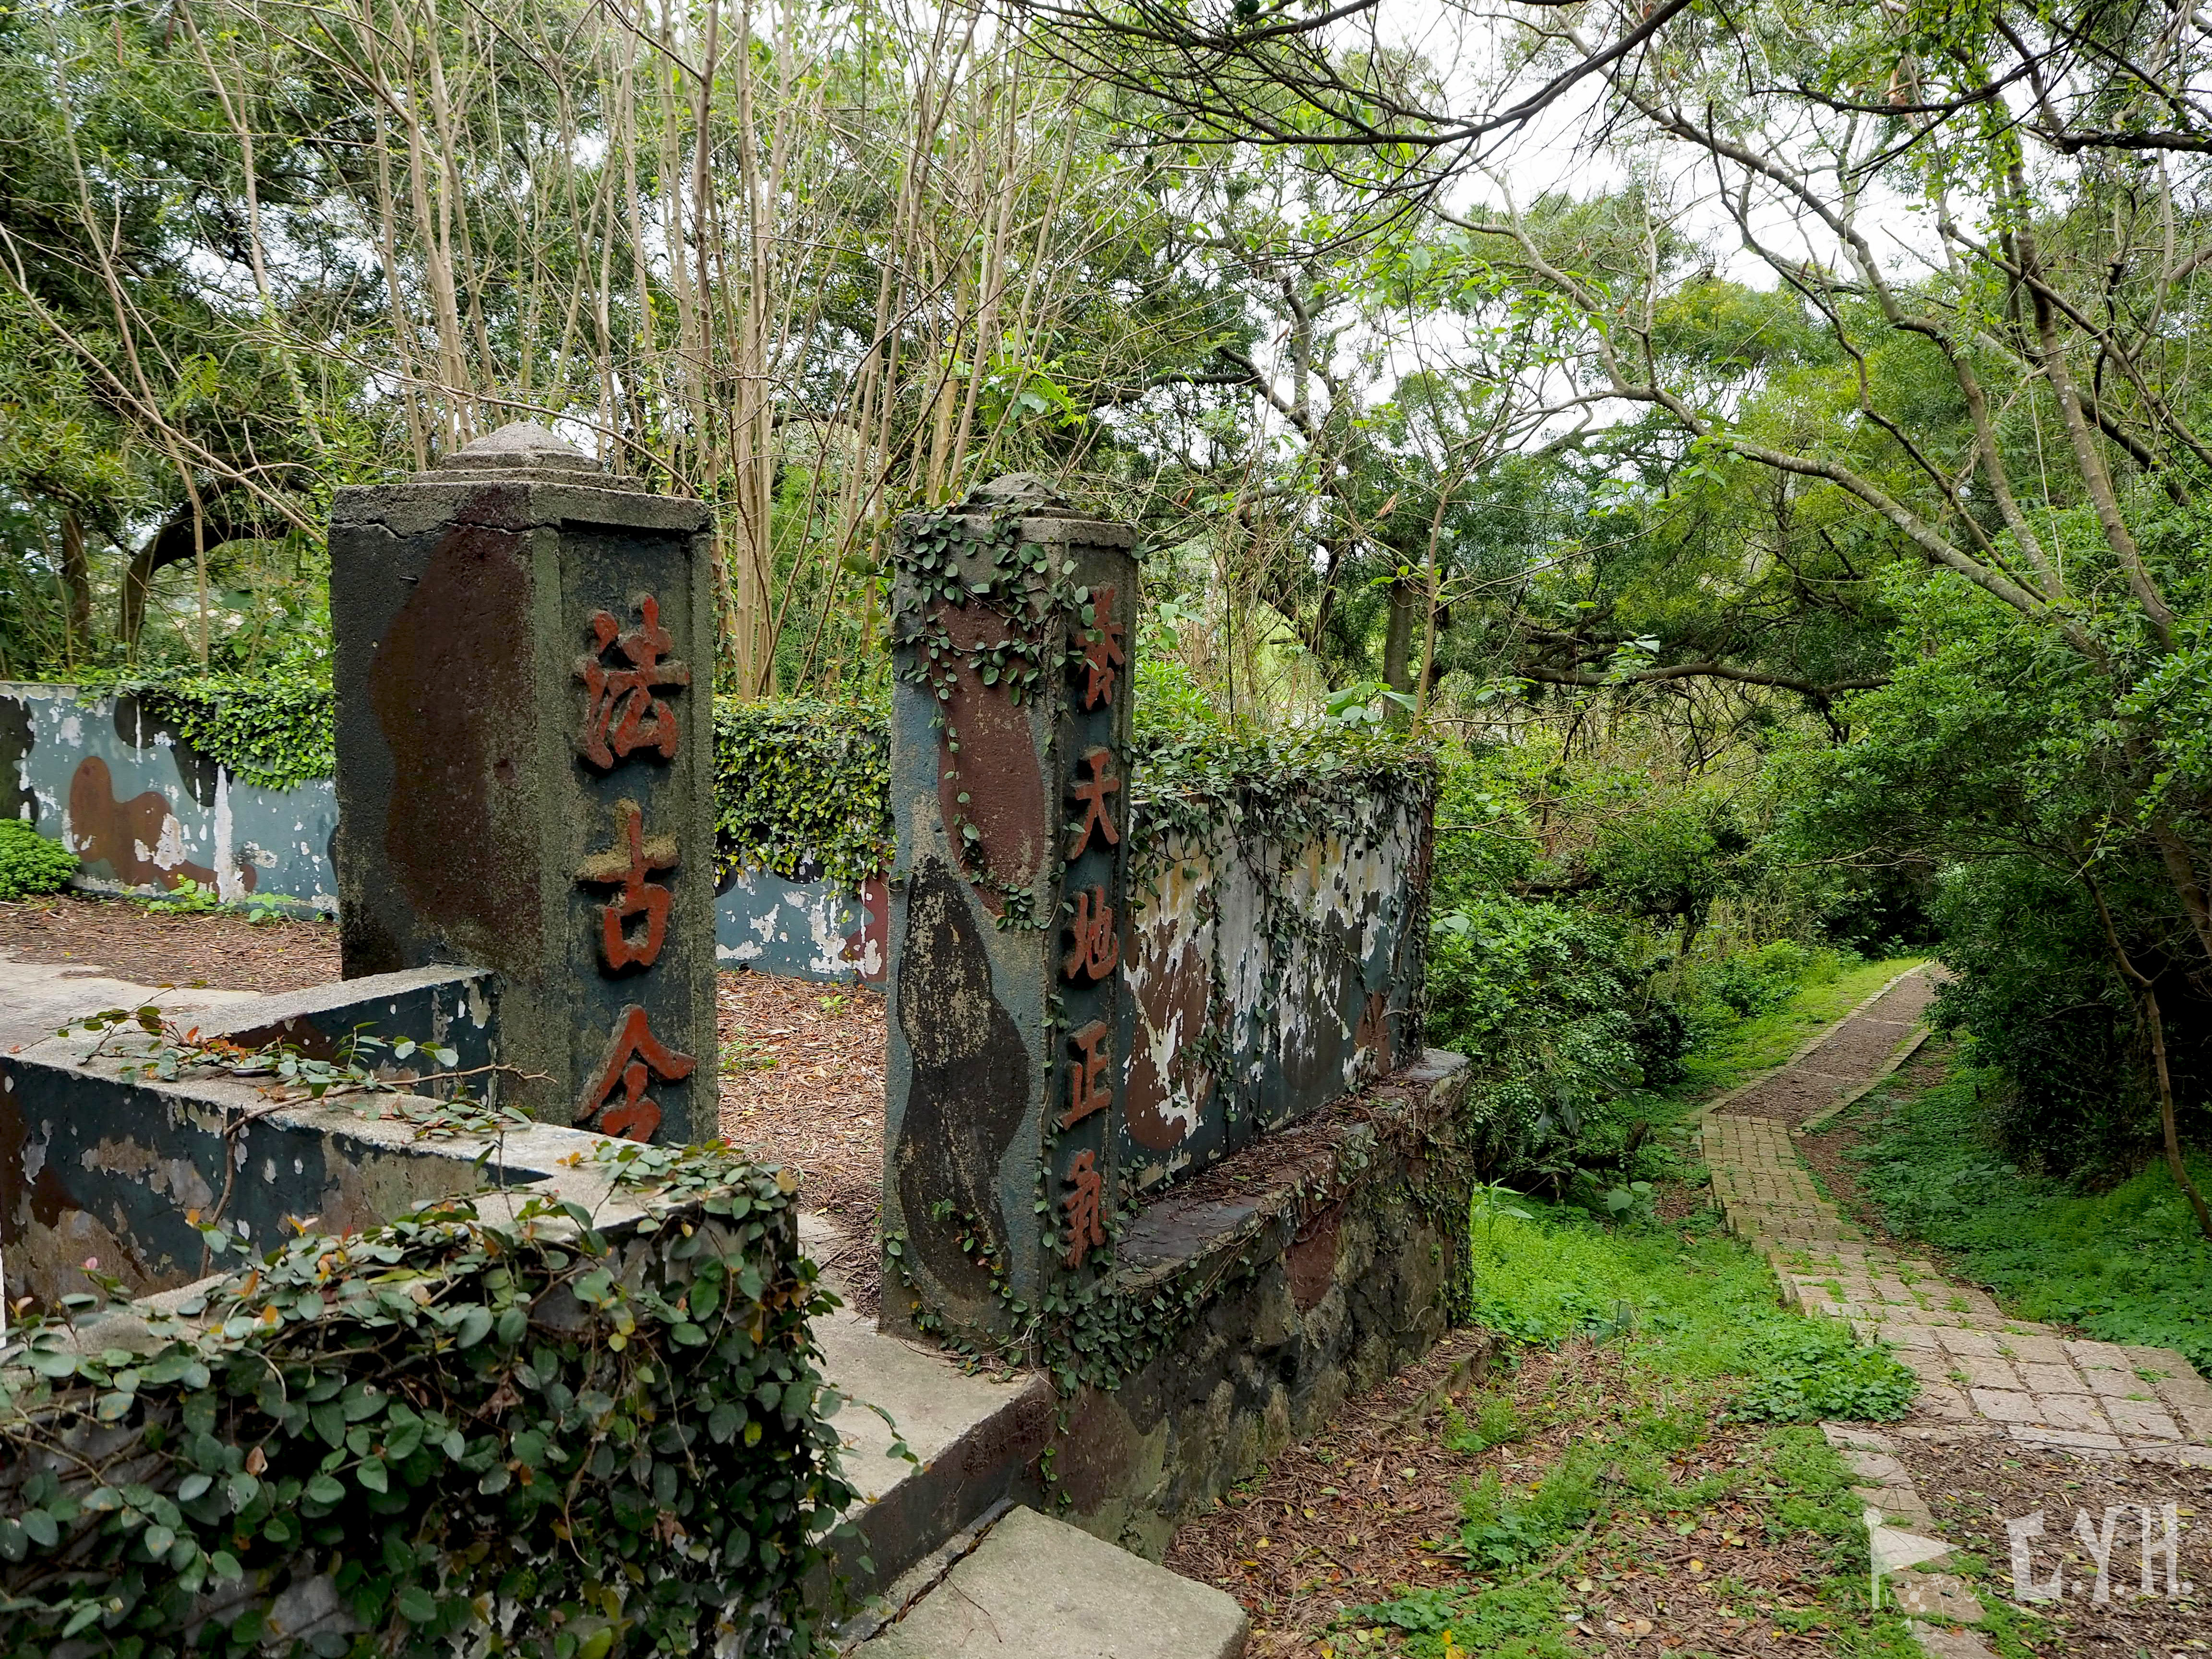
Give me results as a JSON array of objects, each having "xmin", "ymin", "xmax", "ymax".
[{"xmin": 1061, "ymin": 886, "xmax": 1120, "ymax": 981}]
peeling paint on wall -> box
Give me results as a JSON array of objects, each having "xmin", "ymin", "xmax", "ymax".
[
  {"xmin": 1118, "ymin": 793, "xmax": 1431, "ymax": 1194},
  {"xmin": 2, "ymin": 685, "xmax": 891, "ymax": 981}
]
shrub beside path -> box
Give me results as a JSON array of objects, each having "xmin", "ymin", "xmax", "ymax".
[{"xmin": 1700, "ymin": 966, "xmax": 2212, "ymax": 1655}]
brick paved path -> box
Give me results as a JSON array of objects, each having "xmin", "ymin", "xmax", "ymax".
[{"xmin": 1701, "ymin": 968, "xmax": 2212, "ymax": 1651}]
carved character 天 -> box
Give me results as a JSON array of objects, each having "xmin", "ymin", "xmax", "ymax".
[
  {"xmin": 1060, "ymin": 1018, "xmax": 1113, "ymax": 1129},
  {"xmin": 576, "ymin": 594, "xmax": 690, "ymax": 769},
  {"xmin": 1061, "ymin": 885, "xmax": 1120, "ymax": 981},
  {"xmin": 580, "ymin": 1004, "xmax": 696, "ymax": 1141},
  {"xmin": 1064, "ymin": 745, "xmax": 1121, "ymax": 859},
  {"xmin": 1075, "ymin": 585, "xmax": 1127, "ymax": 710},
  {"xmin": 1060, "ymin": 1149, "xmax": 1106, "ymax": 1268},
  {"xmin": 577, "ymin": 798, "xmax": 678, "ymax": 971}
]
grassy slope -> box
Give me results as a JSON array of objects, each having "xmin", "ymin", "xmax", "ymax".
[
  {"xmin": 1845, "ymin": 1065, "xmax": 2212, "ymax": 1371},
  {"xmin": 1331, "ymin": 1205, "xmax": 1937, "ymax": 1658},
  {"xmin": 1666, "ymin": 955, "xmax": 1928, "ymax": 1105}
]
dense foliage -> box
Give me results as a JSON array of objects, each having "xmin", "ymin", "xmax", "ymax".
[
  {"xmin": 0, "ymin": 1151, "xmax": 853, "ymax": 1659},
  {"xmin": 0, "ymin": 819, "xmax": 76, "ymax": 900},
  {"xmin": 712, "ymin": 697, "xmax": 892, "ymax": 889}
]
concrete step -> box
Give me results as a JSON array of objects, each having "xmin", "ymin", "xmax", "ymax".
[
  {"xmin": 797, "ymin": 1215, "xmax": 1055, "ymax": 1603},
  {"xmin": 815, "ymin": 1308, "xmax": 1053, "ymax": 1600},
  {"xmin": 855, "ymin": 1505, "xmax": 1248, "ymax": 1659}
]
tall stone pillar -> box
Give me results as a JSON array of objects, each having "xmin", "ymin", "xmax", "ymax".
[
  {"xmin": 881, "ymin": 477, "xmax": 1138, "ymax": 1340},
  {"xmin": 330, "ymin": 423, "xmax": 717, "ymax": 1142}
]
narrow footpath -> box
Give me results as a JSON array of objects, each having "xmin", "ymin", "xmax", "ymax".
[{"xmin": 1701, "ymin": 966, "xmax": 2212, "ymax": 1655}]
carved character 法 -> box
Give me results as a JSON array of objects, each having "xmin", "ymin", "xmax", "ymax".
[{"xmin": 576, "ymin": 594, "xmax": 689, "ymax": 769}]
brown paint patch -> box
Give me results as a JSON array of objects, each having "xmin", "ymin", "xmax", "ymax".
[
  {"xmin": 367, "ymin": 513, "xmax": 540, "ymax": 966},
  {"xmin": 893, "ymin": 857, "xmax": 1031, "ymax": 1316},
  {"xmin": 1285, "ymin": 1202, "xmax": 1344, "ymax": 1311},
  {"xmin": 1127, "ymin": 932, "xmax": 1212, "ymax": 1152},
  {"xmin": 930, "ymin": 603, "xmax": 1047, "ymax": 911},
  {"xmin": 65, "ymin": 756, "xmax": 228, "ymax": 891},
  {"xmin": 1355, "ymin": 988, "xmax": 1393, "ymax": 1073}
]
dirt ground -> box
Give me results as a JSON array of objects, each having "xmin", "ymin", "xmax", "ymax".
[
  {"xmin": 1887, "ymin": 1424, "xmax": 2210, "ymax": 1656},
  {"xmin": 1166, "ymin": 1331, "xmax": 1872, "ymax": 1657},
  {"xmin": 0, "ymin": 892, "xmax": 341, "ymax": 993},
  {"xmin": 715, "ymin": 969, "xmax": 886, "ymax": 1311}
]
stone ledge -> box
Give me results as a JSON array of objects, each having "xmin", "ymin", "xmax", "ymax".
[{"xmin": 1112, "ymin": 1049, "xmax": 1471, "ymax": 1301}]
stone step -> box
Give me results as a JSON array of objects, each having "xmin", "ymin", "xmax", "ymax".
[
  {"xmin": 814, "ymin": 1308, "xmax": 1054, "ymax": 1602},
  {"xmin": 855, "ymin": 1504, "xmax": 1249, "ymax": 1659}
]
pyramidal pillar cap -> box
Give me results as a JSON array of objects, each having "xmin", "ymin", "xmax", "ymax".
[{"xmin": 413, "ymin": 420, "xmax": 643, "ymax": 489}]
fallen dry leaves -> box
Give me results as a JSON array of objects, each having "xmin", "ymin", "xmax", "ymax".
[{"xmin": 1166, "ymin": 1334, "xmax": 1865, "ymax": 1657}]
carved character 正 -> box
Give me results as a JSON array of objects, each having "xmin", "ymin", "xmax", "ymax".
[{"xmin": 1060, "ymin": 1018, "xmax": 1113, "ymax": 1130}]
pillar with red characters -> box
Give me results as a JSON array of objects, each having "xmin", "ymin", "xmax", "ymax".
[
  {"xmin": 331, "ymin": 422, "xmax": 716, "ymax": 1139},
  {"xmin": 880, "ymin": 475, "xmax": 1137, "ymax": 1341}
]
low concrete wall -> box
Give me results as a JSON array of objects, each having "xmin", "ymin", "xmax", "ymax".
[
  {"xmin": 0, "ymin": 684, "xmax": 887, "ymax": 979},
  {"xmin": 1120, "ymin": 789, "xmax": 1432, "ymax": 1195},
  {"xmin": 1056, "ymin": 1050, "xmax": 1479, "ymax": 1555},
  {"xmin": 0, "ymin": 681, "xmax": 339, "ymax": 909},
  {"xmin": 0, "ymin": 967, "xmax": 549, "ymax": 1303}
]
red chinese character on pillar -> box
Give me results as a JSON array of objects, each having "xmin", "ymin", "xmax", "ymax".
[
  {"xmin": 1059, "ymin": 1018, "xmax": 1113, "ymax": 1130},
  {"xmin": 580, "ymin": 1004, "xmax": 696, "ymax": 1142},
  {"xmin": 1076, "ymin": 585, "xmax": 1127, "ymax": 711},
  {"xmin": 576, "ymin": 594, "xmax": 690, "ymax": 769},
  {"xmin": 1065, "ymin": 746, "xmax": 1121, "ymax": 859},
  {"xmin": 1061, "ymin": 1149, "xmax": 1106, "ymax": 1269},
  {"xmin": 577, "ymin": 799, "xmax": 679, "ymax": 970},
  {"xmin": 1062, "ymin": 886, "xmax": 1120, "ymax": 981}
]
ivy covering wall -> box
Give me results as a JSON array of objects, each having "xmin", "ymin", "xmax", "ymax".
[
  {"xmin": 0, "ymin": 1150, "xmax": 854, "ymax": 1659},
  {"xmin": 21, "ymin": 680, "xmax": 1428, "ymax": 891}
]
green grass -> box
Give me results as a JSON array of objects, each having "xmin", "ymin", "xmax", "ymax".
[
  {"xmin": 1466, "ymin": 1202, "xmax": 1916, "ymax": 1415},
  {"xmin": 1323, "ymin": 1205, "xmax": 1919, "ymax": 1658},
  {"xmin": 1667, "ymin": 954, "xmax": 1927, "ymax": 1103},
  {"xmin": 1848, "ymin": 1065, "xmax": 2212, "ymax": 1370}
]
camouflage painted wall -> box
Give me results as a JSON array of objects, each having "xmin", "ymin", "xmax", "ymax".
[
  {"xmin": 0, "ymin": 683, "xmax": 887, "ymax": 982},
  {"xmin": 0, "ymin": 682, "xmax": 339, "ymax": 909}
]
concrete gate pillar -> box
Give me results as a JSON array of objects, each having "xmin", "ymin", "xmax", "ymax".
[
  {"xmin": 329, "ymin": 423, "xmax": 717, "ymax": 1141},
  {"xmin": 880, "ymin": 476, "xmax": 1139, "ymax": 1340}
]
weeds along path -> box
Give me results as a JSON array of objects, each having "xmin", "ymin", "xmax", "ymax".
[{"xmin": 1702, "ymin": 971, "xmax": 2212, "ymax": 1653}]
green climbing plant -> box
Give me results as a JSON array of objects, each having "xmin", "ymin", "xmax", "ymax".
[{"xmin": 0, "ymin": 1147, "xmax": 854, "ymax": 1659}]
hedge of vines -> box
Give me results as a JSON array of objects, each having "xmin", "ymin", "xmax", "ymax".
[
  {"xmin": 36, "ymin": 679, "xmax": 1426, "ymax": 891},
  {"xmin": 0, "ymin": 1147, "xmax": 854, "ymax": 1659},
  {"xmin": 709, "ymin": 698, "xmax": 892, "ymax": 890}
]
